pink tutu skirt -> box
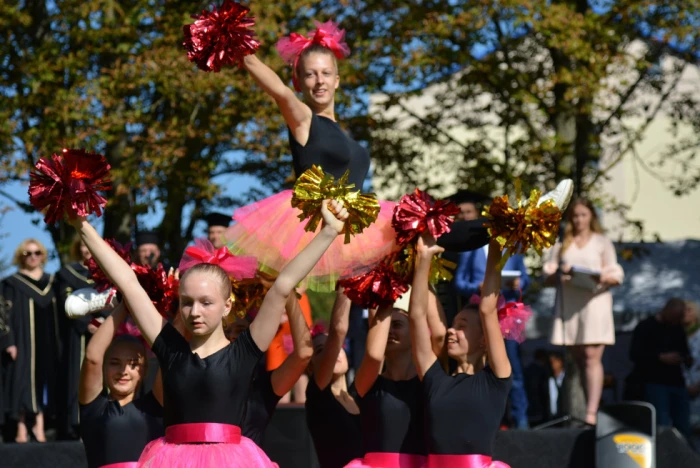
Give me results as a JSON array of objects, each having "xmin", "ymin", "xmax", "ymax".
[
  {"xmin": 225, "ymin": 190, "xmax": 398, "ymax": 291},
  {"xmin": 138, "ymin": 423, "xmax": 277, "ymax": 468},
  {"xmin": 346, "ymin": 452, "xmax": 427, "ymax": 468}
]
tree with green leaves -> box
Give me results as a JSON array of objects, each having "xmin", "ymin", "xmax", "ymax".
[{"xmin": 333, "ymin": 0, "xmax": 699, "ymax": 236}]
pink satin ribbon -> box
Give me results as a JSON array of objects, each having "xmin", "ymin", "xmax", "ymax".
[
  {"xmin": 427, "ymin": 454, "xmax": 509, "ymax": 468},
  {"xmin": 363, "ymin": 452, "xmax": 427, "ymax": 468},
  {"xmin": 99, "ymin": 463, "xmax": 139, "ymax": 468},
  {"xmin": 165, "ymin": 423, "xmax": 242, "ymax": 444}
]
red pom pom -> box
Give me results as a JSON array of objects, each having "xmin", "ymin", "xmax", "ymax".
[
  {"xmin": 86, "ymin": 239, "xmax": 133, "ymax": 292},
  {"xmin": 183, "ymin": 0, "xmax": 260, "ymax": 72},
  {"xmin": 29, "ymin": 148, "xmax": 112, "ymax": 225},
  {"xmin": 132, "ymin": 263, "xmax": 179, "ymax": 319},
  {"xmin": 338, "ymin": 262, "xmax": 409, "ymax": 309},
  {"xmin": 392, "ymin": 189, "xmax": 459, "ymax": 245}
]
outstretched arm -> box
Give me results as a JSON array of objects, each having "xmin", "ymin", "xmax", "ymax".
[
  {"xmin": 70, "ymin": 218, "xmax": 166, "ymax": 345},
  {"xmin": 271, "ymin": 294, "xmax": 314, "ymax": 397},
  {"xmin": 354, "ymin": 305, "xmax": 392, "ymax": 397},
  {"xmin": 313, "ymin": 288, "xmax": 352, "ymax": 389},
  {"xmin": 409, "ymin": 233, "xmax": 444, "ymax": 380},
  {"xmin": 79, "ymin": 302, "xmax": 128, "ymax": 405},
  {"xmin": 480, "ymin": 240, "xmax": 511, "ymax": 378},
  {"xmin": 242, "ymin": 55, "xmax": 312, "ymax": 138},
  {"xmin": 250, "ymin": 200, "xmax": 348, "ymax": 351}
]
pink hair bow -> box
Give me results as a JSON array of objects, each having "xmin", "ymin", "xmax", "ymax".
[
  {"xmin": 276, "ymin": 20, "xmax": 351, "ymax": 91},
  {"xmin": 310, "ymin": 321, "xmax": 328, "ymax": 338},
  {"xmin": 179, "ymin": 238, "xmax": 258, "ymax": 281},
  {"xmin": 468, "ymin": 294, "xmax": 532, "ymax": 343}
]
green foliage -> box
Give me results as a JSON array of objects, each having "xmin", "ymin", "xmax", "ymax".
[{"xmin": 1, "ymin": 0, "xmax": 698, "ymax": 267}]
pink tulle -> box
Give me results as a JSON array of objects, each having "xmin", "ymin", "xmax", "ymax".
[
  {"xmin": 225, "ymin": 190, "xmax": 398, "ymax": 292},
  {"xmin": 281, "ymin": 332, "xmax": 294, "ymax": 355},
  {"xmin": 138, "ymin": 435, "xmax": 278, "ymax": 468},
  {"xmin": 179, "ymin": 238, "xmax": 258, "ymax": 281},
  {"xmin": 469, "ymin": 294, "xmax": 532, "ymax": 343}
]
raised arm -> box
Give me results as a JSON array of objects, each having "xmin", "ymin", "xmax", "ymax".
[
  {"xmin": 250, "ymin": 200, "xmax": 348, "ymax": 351},
  {"xmin": 427, "ymin": 287, "xmax": 447, "ymax": 359},
  {"xmin": 354, "ymin": 305, "xmax": 392, "ymax": 397},
  {"xmin": 313, "ymin": 287, "xmax": 352, "ymax": 389},
  {"xmin": 480, "ymin": 240, "xmax": 512, "ymax": 378},
  {"xmin": 79, "ymin": 302, "xmax": 128, "ymax": 405},
  {"xmin": 409, "ymin": 234, "xmax": 444, "ymax": 380},
  {"xmin": 271, "ymin": 294, "xmax": 314, "ymax": 397},
  {"xmin": 242, "ymin": 55, "xmax": 312, "ymax": 138},
  {"xmin": 69, "ymin": 218, "xmax": 166, "ymax": 345}
]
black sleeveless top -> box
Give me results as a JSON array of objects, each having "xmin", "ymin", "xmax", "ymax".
[
  {"xmin": 242, "ymin": 365, "xmax": 282, "ymax": 446},
  {"xmin": 289, "ymin": 114, "xmax": 371, "ymax": 189},
  {"xmin": 305, "ymin": 378, "xmax": 363, "ymax": 468},
  {"xmin": 355, "ymin": 375, "xmax": 426, "ymax": 455},
  {"xmin": 423, "ymin": 360, "xmax": 511, "ymax": 455},
  {"xmin": 152, "ymin": 323, "xmax": 263, "ymax": 426},
  {"xmin": 80, "ymin": 391, "xmax": 163, "ymax": 468}
]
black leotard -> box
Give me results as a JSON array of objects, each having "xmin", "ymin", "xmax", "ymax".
[
  {"xmin": 152, "ymin": 323, "xmax": 262, "ymax": 426},
  {"xmin": 80, "ymin": 391, "xmax": 163, "ymax": 468},
  {"xmin": 242, "ymin": 365, "xmax": 282, "ymax": 446},
  {"xmin": 289, "ymin": 114, "xmax": 371, "ymax": 189},
  {"xmin": 305, "ymin": 377, "xmax": 363, "ymax": 468},
  {"xmin": 423, "ymin": 360, "xmax": 511, "ymax": 455},
  {"xmin": 355, "ymin": 375, "xmax": 426, "ymax": 455}
]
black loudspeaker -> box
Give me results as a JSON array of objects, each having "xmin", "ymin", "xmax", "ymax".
[{"xmin": 596, "ymin": 402, "xmax": 656, "ymax": 468}]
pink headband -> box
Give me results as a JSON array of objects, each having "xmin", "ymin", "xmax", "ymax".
[
  {"xmin": 179, "ymin": 238, "xmax": 258, "ymax": 281},
  {"xmin": 276, "ymin": 20, "xmax": 351, "ymax": 91}
]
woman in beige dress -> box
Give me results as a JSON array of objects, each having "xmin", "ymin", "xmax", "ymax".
[{"xmin": 544, "ymin": 199, "xmax": 624, "ymax": 424}]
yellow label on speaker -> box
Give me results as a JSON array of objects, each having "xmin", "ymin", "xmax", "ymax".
[{"xmin": 613, "ymin": 434, "xmax": 652, "ymax": 468}]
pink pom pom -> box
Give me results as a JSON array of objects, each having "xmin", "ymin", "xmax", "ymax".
[
  {"xmin": 496, "ymin": 297, "xmax": 532, "ymax": 343},
  {"xmin": 183, "ymin": 0, "xmax": 259, "ymax": 72},
  {"xmin": 179, "ymin": 238, "xmax": 258, "ymax": 281}
]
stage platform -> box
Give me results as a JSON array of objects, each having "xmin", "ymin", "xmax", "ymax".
[{"xmin": 1, "ymin": 407, "xmax": 698, "ymax": 467}]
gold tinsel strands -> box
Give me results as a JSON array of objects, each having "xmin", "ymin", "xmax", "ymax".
[
  {"xmin": 291, "ymin": 165, "xmax": 381, "ymax": 244},
  {"xmin": 230, "ymin": 280, "xmax": 267, "ymax": 319},
  {"xmin": 483, "ymin": 180, "xmax": 562, "ymax": 269},
  {"xmin": 392, "ymin": 244, "xmax": 457, "ymax": 285}
]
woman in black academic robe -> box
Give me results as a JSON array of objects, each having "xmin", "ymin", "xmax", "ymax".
[
  {"xmin": 55, "ymin": 236, "xmax": 99, "ymax": 440},
  {"xmin": 1, "ymin": 238, "xmax": 59, "ymax": 443}
]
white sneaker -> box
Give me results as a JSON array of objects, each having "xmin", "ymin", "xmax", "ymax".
[
  {"xmin": 538, "ymin": 179, "xmax": 574, "ymax": 212},
  {"xmin": 65, "ymin": 287, "xmax": 117, "ymax": 318}
]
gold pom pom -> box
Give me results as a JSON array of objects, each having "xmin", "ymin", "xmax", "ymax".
[
  {"xmin": 291, "ymin": 165, "xmax": 381, "ymax": 244},
  {"xmin": 483, "ymin": 180, "xmax": 562, "ymax": 268}
]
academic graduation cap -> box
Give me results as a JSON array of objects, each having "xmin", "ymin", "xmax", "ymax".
[
  {"xmin": 135, "ymin": 230, "xmax": 160, "ymax": 247},
  {"xmin": 446, "ymin": 189, "xmax": 492, "ymax": 207},
  {"xmin": 203, "ymin": 212, "xmax": 232, "ymax": 229}
]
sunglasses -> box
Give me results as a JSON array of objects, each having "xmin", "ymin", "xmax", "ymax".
[{"xmin": 22, "ymin": 250, "xmax": 44, "ymax": 257}]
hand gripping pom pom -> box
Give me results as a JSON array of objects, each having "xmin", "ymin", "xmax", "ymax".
[
  {"xmin": 291, "ymin": 165, "xmax": 380, "ymax": 244},
  {"xmin": 183, "ymin": 0, "xmax": 260, "ymax": 72},
  {"xmin": 392, "ymin": 244, "xmax": 457, "ymax": 285},
  {"xmin": 483, "ymin": 180, "xmax": 562, "ymax": 269},
  {"xmin": 338, "ymin": 261, "xmax": 409, "ymax": 309},
  {"xmin": 392, "ymin": 189, "xmax": 459, "ymax": 246},
  {"xmin": 29, "ymin": 148, "xmax": 112, "ymax": 225}
]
